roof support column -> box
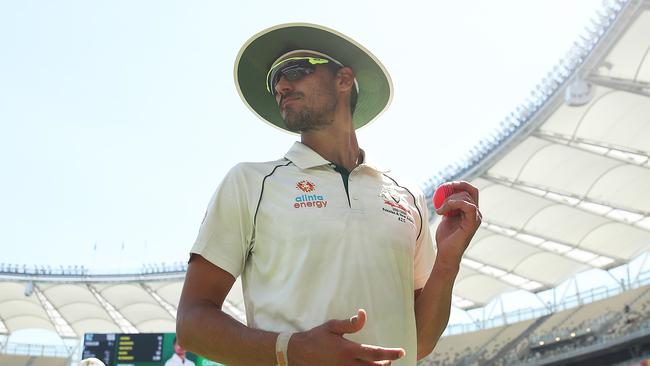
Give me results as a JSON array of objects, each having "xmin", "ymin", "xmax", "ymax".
[
  {"xmin": 222, "ymin": 299, "xmax": 247, "ymax": 324},
  {"xmin": 485, "ymin": 173, "xmax": 650, "ymax": 231},
  {"xmin": 33, "ymin": 285, "xmax": 77, "ymax": 338},
  {"xmin": 87, "ymin": 285, "xmax": 138, "ymax": 333},
  {"xmin": 66, "ymin": 339, "xmax": 83, "ymax": 366},
  {"xmin": 482, "ymin": 219, "xmax": 617, "ymax": 268},
  {"xmin": 534, "ymin": 293, "xmax": 554, "ymax": 313},
  {"xmin": 586, "ymin": 74, "xmax": 650, "ymax": 97},
  {"xmin": 0, "ymin": 316, "xmax": 8, "ymax": 335},
  {"xmin": 532, "ymin": 131, "xmax": 650, "ymax": 168},
  {"xmin": 140, "ymin": 284, "xmax": 177, "ymax": 319},
  {"xmin": 633, "ymin": 252, "xmax": 650, "ymax": 283}
]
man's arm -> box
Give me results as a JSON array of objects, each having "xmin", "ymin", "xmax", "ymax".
[
  {"xmin": 413, "ymin": 181, "xmax": 481, "ymax": 360},
  {"xmin": 176, "ymin": 254, "xmax": 277, "ymax": 365},
  {"xmin": 176, "ymin": 254, "xmax": 406, "ymax": 366},
  {"xmin": 413, "ymin": 258, "xmax": 459, "ymax": 360}
]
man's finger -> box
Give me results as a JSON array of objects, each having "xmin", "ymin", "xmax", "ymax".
[
  {"xmin": 327, "ymin": 309, "xmax": 366, "ymax": 335},
  {"xmin": 356, "ymin": 343, "xmax": 405, "ymax": 362},
  {"xmin": 436, "ymin": 199, "xmax": 479, "ymax": 222},
  {"xmin": 447, "ymin": 191, "xmax": 475, "ymax": 206},
  {"xmin": 451, "ymin": 181, "xmax": 479, "ymax": 207}
]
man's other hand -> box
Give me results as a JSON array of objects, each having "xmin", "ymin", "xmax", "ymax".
[{"xmin": 288, "ymin": 309, "xmax": 405, "ymax": 366}]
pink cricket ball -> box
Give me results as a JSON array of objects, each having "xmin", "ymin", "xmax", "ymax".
[{"xmin": 433, "ymin": 183, "xmax": 460, "ymax": 217}]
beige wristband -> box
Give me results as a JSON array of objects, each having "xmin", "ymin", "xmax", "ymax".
[{"xmin": 275, "ymin": 332, "xmax": 293, "ymax": 366}]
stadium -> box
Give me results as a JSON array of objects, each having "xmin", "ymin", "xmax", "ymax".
[{"xmin": 1, "ymin": 0, "xmax": 650, "ymax": 365}]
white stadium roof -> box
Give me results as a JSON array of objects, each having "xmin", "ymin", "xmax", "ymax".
[
  {"xmin": 425, "ymin": 0, "xmax": 650, "ymax": 309},
  {"xmin": 1, "ymin": 0, "xmax": 649, "ymax": 346},
  {"xmin": 0, "ymin": 268, "xmax": 246, "ymax": 340}
]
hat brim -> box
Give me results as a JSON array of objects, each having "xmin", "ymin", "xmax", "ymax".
[{"xmin": 234, "ymin": 23, "xmax": 393, "ymax": 134}]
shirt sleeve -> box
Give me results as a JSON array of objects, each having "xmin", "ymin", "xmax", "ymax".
[
  {"xmin": 413, "ymin": 189, "xmax": 435, "ymax": 290},
  {"xmin": 190, "ymin": 163, "xmax": 254, "ymax": 279}
]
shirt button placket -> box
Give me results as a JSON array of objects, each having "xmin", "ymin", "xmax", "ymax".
[{"xmin": 349, "ymin": 173, "xmax": 361, "ymax": 209}]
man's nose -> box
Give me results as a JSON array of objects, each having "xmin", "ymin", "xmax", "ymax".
[{"xmin": 274, "ymin": 75, "xmax": 293, "ymax": 96}]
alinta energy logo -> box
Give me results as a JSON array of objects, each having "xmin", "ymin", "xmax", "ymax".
[{"xmin": 294, "ymin": 179, "xmax": 328, "ymax": 209}]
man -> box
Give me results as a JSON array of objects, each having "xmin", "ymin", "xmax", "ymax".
[
  {"xmin": 165, "ymin": 337, "xmax": 197, "ymax": 366},
  {"xmin": 176, "ymin": 23, "xmax": 481, "ymax": 365}
]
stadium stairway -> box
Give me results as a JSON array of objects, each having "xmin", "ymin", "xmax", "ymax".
[{"xmin": 481, "ymin": 314, "xmax": 551, "ymax": 366}]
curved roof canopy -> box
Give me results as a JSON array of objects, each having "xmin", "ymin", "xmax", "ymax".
[
  {"xmin": 0, "ymin": 270, "xmax": 245, "ymax": 339},
  {"xmin": 428, "ymin": 0, "xmax": 650, "ymax": 309}
]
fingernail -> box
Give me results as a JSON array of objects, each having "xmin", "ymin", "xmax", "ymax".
[{"xmin": 399, "ymin": 350, "xmax": 406, "ymax": 358}]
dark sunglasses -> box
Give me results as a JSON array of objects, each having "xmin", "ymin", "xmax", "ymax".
[{"xmin": 266, "ymin": 57, "xmax": 332, "ymax": 95}]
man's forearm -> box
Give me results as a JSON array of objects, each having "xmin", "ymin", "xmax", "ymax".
[
  {"xmin": 177, "ymin": 302, "xmax": 277, "ymax": 366},
  {"xmin": 414, "ymin": 261, "xmax": 459, "ymax": 360}
]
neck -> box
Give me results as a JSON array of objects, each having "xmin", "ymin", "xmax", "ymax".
[{"xmin": 300, "ymin": 111, "xmax": 360, "ymax": 172}]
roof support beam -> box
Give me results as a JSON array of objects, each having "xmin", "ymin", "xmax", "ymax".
[
  {"xmin": 140, "ymin": 283, "xmax": 247, "ymax": 323},
  {"xmin": 586, "ymin": 73, "xmax": 650, "ymax": 97},
  {"xmin": 634, "ymin": 252, "xmax": 650, "ymax": 283},
  {"xmin": 452, "ymin": 294, "xmax": 476, "ymax": 309},
  {"xmin": 484, "ymin": 173, "xmax": 650, "ymax": 231},
  {"xmin": 140, "ymin": 284, "xmax": 177, "ymax": 320},
  {"xmin": 222, "ymin": 300, "xmax": 247, "ymax": 323},
  {"xmin": 533, "ymin": 130, "xmax": 650, "ymax": 168},
  {"xmin": 481, "ymin": 220, "xmax": 618, "ymax": 269},
  {"xmin": 88, "ymin": 285, "xmax": 138, "ymax": 333},
  {"xmin": 0, "ymin": 316, "xmax": 8, "ymax": 334},
  {"xmin": 67, "ymin": 340, "xmax": 83, "ymax": 366},
  {"xmin": 461, "ymin": 256, "xmax": 547, "ymax": 292},
  {"xmin": 33, "ymin": 285, "xmax": 77, "ymax": 338}
]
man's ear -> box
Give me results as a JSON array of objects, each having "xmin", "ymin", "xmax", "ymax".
[{"xmin": 336, "ymin": 67, "xmax": 355, "ymax": 92}]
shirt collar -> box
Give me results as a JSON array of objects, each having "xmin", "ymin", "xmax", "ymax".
[
  {"xmin": 284, "ymin": 141, "xmax": 390, "ymax": 173},
  {"xmin": 358, "ymin": 149, "xmax": 390, "ymax": 173}
]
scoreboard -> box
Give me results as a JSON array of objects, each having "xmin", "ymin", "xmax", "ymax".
[
  {"xmin": 83, "ymin": 333, "xmax": 117, "ymax": 366},
  {"xmin": 114, "ymin": 334, "xmax": 163, "ymax": 362},
  {"xmin": 83, "ymin": 333, "xmax": 224, "ymax": 366}
]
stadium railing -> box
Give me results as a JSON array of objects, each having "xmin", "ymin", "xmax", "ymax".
[{"xmin": 0, "ymin": 342, "xmax": 72, "ymax": 358}]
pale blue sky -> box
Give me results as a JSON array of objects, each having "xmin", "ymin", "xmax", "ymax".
[{"xmin": 1, "ymin": 0, "xmax": 603, "ymax": 272}]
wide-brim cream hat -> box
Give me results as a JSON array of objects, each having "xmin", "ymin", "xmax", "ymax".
[{"xmin": 234, "ymin": 23, "xmax": 393, "ymax": 134}]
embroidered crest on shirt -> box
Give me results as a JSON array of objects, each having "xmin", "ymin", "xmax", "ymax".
[
  {"xmin": 379, "ymin": 187, "xmax": 414, "ymax": 224},
  {"xmin": 294, "ymin": 179, "xmax": 328, "ymax": 209}
]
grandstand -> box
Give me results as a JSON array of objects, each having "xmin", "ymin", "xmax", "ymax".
[
  {"xmin": 2, "ymin": 0, "xmax": 649, "ymax": 365},
  {"xmin": 424, "ymin": 272, "xmax": 650, "ymax": 365}
]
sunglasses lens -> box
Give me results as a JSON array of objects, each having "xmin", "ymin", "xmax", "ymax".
[
  {"xmin": 267, "ymin": 57, "xmax": 330, "ymax": 94},
  {"xmin": 270, "ymin": 64, "xmax": 314, "ymax": 94},
  {"xmin": 283, "ymin": 68, "xmax": 310, "ymax": 81}
]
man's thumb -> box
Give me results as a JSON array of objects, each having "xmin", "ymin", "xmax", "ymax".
[{"xmin": 328, "ymin": 309, "xmax": 366, "ymax": 335}]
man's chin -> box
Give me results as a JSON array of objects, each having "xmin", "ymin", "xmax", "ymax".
[
  {"xmin": 285, "ymin": 120, "xmax": 315, "ymax": 133},
  {"xmin": 283, "ymin": 115, "xmax": 304, "ymax": 132},
  {"xmin": 283, "ymin": 110, "xmax": 331, "ymax": 132}
]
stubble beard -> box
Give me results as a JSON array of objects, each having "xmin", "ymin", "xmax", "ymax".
[{"xmin": 282, "ymin": 91, "xmax": 337, "ymax": 133}]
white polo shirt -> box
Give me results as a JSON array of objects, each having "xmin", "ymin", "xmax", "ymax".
[
  {"xmin": 164, "ymin": 354, "xmax": 196, "ymax": 366},
  {"xmin": 191, "ymin": 142, "xmax": 434, "ymax": 366}
]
